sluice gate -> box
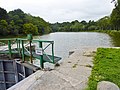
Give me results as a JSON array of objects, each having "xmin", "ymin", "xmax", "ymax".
[
  {"xmin": 0, "ymin": 59, "xmax": 39, "ymax": 90},
  {"xmin": 0, "ymin": 34, "xmax": 61, "ymax": 90}
]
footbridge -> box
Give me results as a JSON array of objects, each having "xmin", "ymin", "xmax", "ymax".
[{"xmin": 0, "ymin": 34, "xmax": 61, "ymax": 68}]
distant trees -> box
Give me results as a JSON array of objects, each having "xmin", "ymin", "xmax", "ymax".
[
  {"xmin": 111, "ymin": 9, "xmax": 120, "ymax": 30},
  {"xmin": 51, "ymin": 13, "xmax": 119, "ymax": 32},
  {"xmin": 0, "ymin": 8, "xmax": 52, "ymax": 36},
  {"xmin": 8, "ymin": 9, "xmax": 25, "ymax": 34},
  {"xmin": 110, "ymin": 0, "xmax": 120, "ymax": 30},
  {"xmin": 51, "ymin": 20, "xmax": 98, "ymax": 32},
  {"xmin": 97, "ymin": 16, "xmax": 111, "ymax": 30},
  {"xmin": 0, "ymin": 0, "xmax": 120, "ymax": 36},
  {"xmin": 0, "ymin": 7, "xmax": 8, "ymax": 20},
  {"xmin": 51, "ymin": 0, "xmax": 120, "ymax": 32},
  {"xmin": 0, "ymin": 20, "xmax": 9, "ymax": 35},
  {"xmin": 23, "ymin": 23, "xmax": 38, "ymax": 35},
  {"xmin": 50, "ymin": 0, "xmax": 120, "ymax": 32}
]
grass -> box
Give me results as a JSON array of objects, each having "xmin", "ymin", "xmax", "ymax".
[{"xmin": 86, "ymin": 48, "xmax": 120, "ymax": 90}]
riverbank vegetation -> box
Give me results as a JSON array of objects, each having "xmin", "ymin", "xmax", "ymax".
[
  {"xmin": 51, "ymin": 0, "xmax": 120, "ymax": 32},
  {"xmin": 0, "ymin": 7, "xmax": 52, "ymax": 36},
  {"xmin": 86, "ymin": 48, "xmax": 120, "ymax": 90},
  {"xmin": 0, "ymin": 0, "xmax": 120, "ymax": 36}
]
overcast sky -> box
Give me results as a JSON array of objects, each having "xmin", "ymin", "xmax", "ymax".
[{"xmin": 0, "ymin": 0, "xmax": 115, "ymax": 23}]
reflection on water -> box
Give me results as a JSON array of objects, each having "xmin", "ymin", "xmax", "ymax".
[{"xmin": 34, "ymin": 32, "xmax": 113, "ymax": 60}]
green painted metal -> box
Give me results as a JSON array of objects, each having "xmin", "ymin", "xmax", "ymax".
[
  {"xmin": 27, "ymin": 34, "xmax": 33, "ymax": 63},
  {"xmin": 0, "ymin": 50, "xmax": 18, "ymax": 54},
  {"xmin": 16, "ymin": 39, "xmax": 21, "ymax": 56},
  {"xmin": 27, "ymin": 34, "xmax": 33, "ymax": 40},
  {"xmin": 21, "ymin": 40, "xmax": 25, "ymax": 62},
  {"xmin": 19, "ymin": 40, "xmax": 21, "ymax": 56},
  {"xmin": 0, "ymin": 38, "xmax": 15, "ymax": 41},
  {"xmin": 24, "ymin": 52, "xmax": 61, "ymax": 63},
  {"xmin": 29, "ymin": 40, "xmax": 33, "ymax": 64},
  {"xmin": 0, "ymin": 35, "xmax": 61, "ymax": 68},
  {"xmin": 39, "ymin": 41, "xmax": 44, "ymax": 68},
  {"xmin": 33, "ymin": 40, "xmax": 53, "ymax": 43},
  {"xmin": 8, "ymin": 40, "xmax": 12, "ymax": 59},
  {"xmin": 52, "ymin": 42, "xmax": 54, "ymax": 63}
]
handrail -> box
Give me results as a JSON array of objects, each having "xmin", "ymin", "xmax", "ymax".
[
  {"xmin": 0, "ymin": 38, "xmax": 16, "ymax": 41},
  {"xmin": 0, "ymin": 37, "xmax": 55, "ymax": 68}
]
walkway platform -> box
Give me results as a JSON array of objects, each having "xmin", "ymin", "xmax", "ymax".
[
  {"xmin": 24, "ymin": 52, "xmax": 61, "ymax": 63},
  {"xmin": 8, "ymin": 47, "xmax": 97, "ymax": 90}
]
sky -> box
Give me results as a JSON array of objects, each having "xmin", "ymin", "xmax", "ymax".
[{"xmin": 0, "ymin": 0, "xmax": 115, "ymax": 23}]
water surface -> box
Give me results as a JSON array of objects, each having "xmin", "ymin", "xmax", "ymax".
[{"xmin": 34, "ymin": 32, "xmax": 113, "ymax": 59}]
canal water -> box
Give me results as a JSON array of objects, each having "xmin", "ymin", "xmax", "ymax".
[{"xmin": 34, "ymin": 32, "xmax": 113, "ymax": 60}]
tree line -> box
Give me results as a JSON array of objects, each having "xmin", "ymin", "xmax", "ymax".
[
  {"xmin": 0, "ymin": 0, "xmax": 120, "ymax": 36},
  {"xmin": 0, "ymin": 8, "xmax": 52, "ymax": 36},
  {"xmin": 51, "ymin": 0, "xmax": 120, "ymax": 32}
]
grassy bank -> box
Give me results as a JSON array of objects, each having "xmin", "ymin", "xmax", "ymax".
[{"xmin": 87, "ymin": 48, "xmax": 120, "ymax": 90}]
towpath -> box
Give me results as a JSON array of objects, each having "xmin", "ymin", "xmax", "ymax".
[{"xmin": 8, "ymin": 47, "xmax": 98, "ymax": 90}]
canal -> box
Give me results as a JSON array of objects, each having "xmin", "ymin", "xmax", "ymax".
[{"xmin": 34, "ymin": 32, "xmax": 113, "ymax": 60}]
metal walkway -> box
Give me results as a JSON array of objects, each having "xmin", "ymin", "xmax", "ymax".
[
  {"xmin": 0, "ymin": 34, "xmax": 61, "ymax": 68},
  {"xmin": 24, "ymin": 52, "xmax": 61, "ymax": 63}
]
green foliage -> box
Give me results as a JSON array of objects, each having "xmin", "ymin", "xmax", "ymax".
[
  {"xmin": 51, "ymin": 19, "xmax": 111, "ymax": 32},
  {"xmin": 97, "ymin": 16, "xmax": 111, "ymax": 30},
  {"xmin": 8, "ymin": 20, "xmax": 19, "ymax": 35},
  {"xmin": 86, "ymin": 48, "xmax": 120, "ymax": 90},
  {"xmin": 0, "ymin": 7, "xmax": 8, "ymax": 20},
  {"xmin": 23, "ymin": 14, "xmax": 52, "ymax": 34},
  {"xmin": 88, "ymin": 25, "xmax": 97, "ymax": 30},
  {"xmin": 23, "ymin": 23, "xmax": 38, "ymax": 35},
  {"xmin": 0, "ymin": 1, "xmax": 120, "ymax": 36},
  {"xmin": 111, "ymin": 8, "xmax": 120, "ymax": 30},
  {"xmin": 108, "ymin": 31, "xmax": 120, "ymax": 46},
  {"xmin": 51, "ymin": 20, "xmax": 98, "ymax": 32},
  {"xmin": 0, "ymin": 20, "xmax": 9, "ymax": 35},
  {"xmin": 110, "ymin": 0, "xmax": 120, "ymax": 30},
  {"xmin": 51, "ymin": 0, "xmax": 120, "ymax": 32},
  {"xmin": 0, "ymin": 7, "xmax": 51, "ymax": 36}
]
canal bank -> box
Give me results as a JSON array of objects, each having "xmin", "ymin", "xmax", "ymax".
[
  {"xmin": 0, "ymin": 32, "xmax": 116, "ymax": 89},
  {"xmin": 8, "ymin": 46, "xmax": 98, "ymax": 90}
]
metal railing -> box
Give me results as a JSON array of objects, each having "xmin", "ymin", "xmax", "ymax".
[{"xmin": 0, "ymin": 36, "xmax": 55, "ymax": 68}]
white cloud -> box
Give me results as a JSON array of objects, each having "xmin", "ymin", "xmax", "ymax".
[{"xmin": 0, "ymin": 0, "xmax": 114, "ymax": 23}]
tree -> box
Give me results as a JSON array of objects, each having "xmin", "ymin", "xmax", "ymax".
[
  {"xmin": 8, "ymin": 9, "xmax": 26, "ymax": 34},
  {"xmin": 111, "ymin": 8, "xmax": 120, "ymax": 30},
  {"xmin": 0, "ymin": 7, "xmax": 8, "ymax": 20},
  {"xmin": 111, "ymin": 0, "xmax": 120, "ymax": 30},
  {"xmin": 23, "ymin": 23, "xmax": 38, "ymax": 35},
  {"xmin": 97, "ymin": 16, "xmax": 111, "ymax": 30},
  {"xmin": 88, "ymin": 25, "xmax": 97, "ymax": 30},
  {"xmin": 0, "ymin": 20, "xmax": 9, "ymax": 35},
  {"xmin": 111, "ymin": 0, "xmax": 120, "ymax": 10},
  {"xmin": 8, "ymin": 20, "xmax": 19, "ymax": 35},
  {"xmin": 8, "ymin": 9, "xmax": 25, "ymax": 19},
  {"xmin": 70, "ymin": 21, "xmax": 84, "ymax": 31},
  {"xmin": 81, "ymin": 20, "xmax": 87, "ymax": 25},
  {"xmin": 0, "ymin": 7, "xmax": 52, "ymax": 36}
]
